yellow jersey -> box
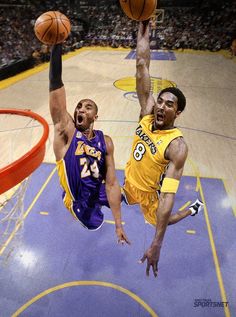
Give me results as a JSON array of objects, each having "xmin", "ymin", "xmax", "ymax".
[{"xmin": 125, "ymin": 114, "xmax": 183, "ymax": 192}]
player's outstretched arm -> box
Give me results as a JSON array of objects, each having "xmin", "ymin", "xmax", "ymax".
[
  {"xmin": 49, "ymin": 44, "xmax": 74, "ymax": 160},
  {"xmin": 104, "ymin": 135, "xmax": 130, "ymax": 245},
  {"xmin": 140, "ymin": 138, "xmax": 188, "ymax": 277},
  {"xmin": 49, "ymin": 44, "xmax": 67, "ymax": 124},
  {"xmin": 136, "ymin": 20, "xmax": 155, "ymax": 120}
]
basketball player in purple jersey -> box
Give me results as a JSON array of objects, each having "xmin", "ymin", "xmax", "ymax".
[{"xmin": 49, "ymin": 44, "xmax": 129, "ymax": 244}]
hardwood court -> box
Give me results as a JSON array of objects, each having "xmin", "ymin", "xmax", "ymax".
[
  {"xmin": 0, "ymin": 48, "xmax": 236, "ymax": 317},
  {"xmin": 1, "ymin": 48, "xmax": 235, "ymax": 206}
]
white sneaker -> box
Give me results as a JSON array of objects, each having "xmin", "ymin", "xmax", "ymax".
[{"xmin": 189, "ymin": 199, "xmax": 204, "ymax": 216}]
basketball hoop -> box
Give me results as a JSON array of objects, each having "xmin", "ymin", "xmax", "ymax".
[
  {"xmin": 0, "ymin": 109, "xmax": 49, "ymax": 258},
  {"xmin": 150, "ymin": 8, "xmax": 164, "ymax": 29},
  {"xmin": 0, "ymin": 109, "xmax": 49, "ymax": 194}
]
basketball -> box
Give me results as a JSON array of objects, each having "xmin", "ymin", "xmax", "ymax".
[
  {"xmin": 119, "ymin": 0, "xmax": 157, "ymax": 21},
  {"xmin": 34, "ymin": 11, "xmax": 71, "ymax": 45}
]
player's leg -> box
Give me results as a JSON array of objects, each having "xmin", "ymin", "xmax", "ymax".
[
  {"xmin": 168, "ymin": 199, "xmax": 204, "ymax": 225},
  {"xmin": 73, "ymin": 200, "xmax": 104, "ymax": 230},
  {"xmin": 62, "ymin": 189, "xmax": 104, "ymax": 230},
  {"xmin": 123, "ymin": 182, "xmax": 158, "ymax": 225},
  {"xmin": 141, "ymin": 196, "xmax": 204, "ymax": 226},
  {"xmin": 122, "ymin": 179, "xmax": 141, "ymax": 205},
  {"xmin": 140, "ymin": 192, "xmax": 159, "ymax": 226}
]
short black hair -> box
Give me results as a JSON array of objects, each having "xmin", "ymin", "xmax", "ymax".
[
  {"xmin": 158, "ymin": 87, "xmax": 186, "ymax": 112},
  {"xmin": 76, "ymin": 99, "xmax": 98, "ymax": 114}
]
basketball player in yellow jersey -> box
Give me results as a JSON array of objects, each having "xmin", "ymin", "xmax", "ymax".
[{"xmin": 123, "ymin": 20, "xmax": 203, "ymax": 277}]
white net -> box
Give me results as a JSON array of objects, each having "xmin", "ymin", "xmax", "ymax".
[
  {"xmin": 0, "ymin": 179, "xmax": 29, "ymax": 259},
  {"xmin": 0, "ymin": 110, "xmax": 45, "ymax": 260}
]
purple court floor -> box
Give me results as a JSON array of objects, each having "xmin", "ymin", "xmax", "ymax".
[
  {"xmin": 125, "ymin": 50, "xmax": 176, "ymax": 61},
  {"xmin": 0, "ymin": 163, "xmax": 235, "ymax": 317}
]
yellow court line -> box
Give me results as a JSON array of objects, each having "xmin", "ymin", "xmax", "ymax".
[
  {"xmin": 39, "ymin": 212, "xmax": 49, "ymax": 216},
  {"xmin": 195, "ymin": 178, "xmax": 200, "ymax": 192},
  {"xmin": 186, "ymin": 230, "xmax": 196, "ymax": 235},
  {"xmin": 222, "ymin": 179, "xmax": 236, "ymax": 218},
  {"xmin": 104, "ymin": 220, "xmax": 125, "ymax": 225},
  {"xmin": 187, "ymin": 158, "xmax": 200, "ymax": 192},
  {"xmin": 0, "ymin": 52, "xmax": 73, "ymax": 90},
  {"xmin": 0, "ymin": 167, "xmax": 57, "ymax": 256},
  {"xmin": 199, "ymin": 181, "xmax": 230, "ymax": 317},
  {"xmin": 12, "ymin": 280, "xmax": 158, "ymax": 317},
  {"xmin": 188, "ymin": 158, "xmax": 235, "ymax": 217},
  {"xmin": 190, "ymin": 159, "xmax": 231, "ymax": 317},
  {"xmin": 178, "ymin": 201, "xmax": 191, "ymax": 211}
]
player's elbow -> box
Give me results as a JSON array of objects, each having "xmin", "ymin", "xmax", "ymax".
[
  {"xmin": 136, "ymin": 57, "xmax": 149, "ymax": 81},
  {"xmin": 105, "ymin": 177, "xmax": 119, "ymax": 194},
  {"xmin": 136, "ymin": 57, "xmax": 146, "ymax": 70},
  {"xmin": 106, "ymin": 179, "xmax": 117, "ymax": 190}
]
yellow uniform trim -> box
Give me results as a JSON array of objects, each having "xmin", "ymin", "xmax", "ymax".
[
  {"xmin": 160, "ymin": 178, "xmax": 179, "ymax": 193},
  {"xmin": 56, "ymin": 159, "xmax": 77, "ymax": 219}
]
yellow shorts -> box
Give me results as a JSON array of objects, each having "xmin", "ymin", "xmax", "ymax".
[{"xmin": 122, "ymin": 179, "xmax": 159, "ymax": 226}]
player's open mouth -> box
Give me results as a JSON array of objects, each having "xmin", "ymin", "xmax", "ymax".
[
  {"xmin": 77, "ymin": 115, "xmax": 84, "ymax": 123},
  {"xmin": 156, "ymin": 113, "xmax": 164, "ymax": 121}
]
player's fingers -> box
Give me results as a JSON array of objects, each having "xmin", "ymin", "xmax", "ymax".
[
  {"xmin": 146, "ymin": 263, "xmax": 150, "ymax": 277},
  {"xmin": 152, "ymin": 264, "xmax": 158, "ymax": 278},
  {"xmin": 123, "ymin": 235, "xmax": 131, "ymax": 245},
  {"xmin": 117, "ymin": 235, "xmax": 129, "ymax": 245},
  {"xmin": 117, "ymin": 237, "xmax": 124, "ymax": 244}
]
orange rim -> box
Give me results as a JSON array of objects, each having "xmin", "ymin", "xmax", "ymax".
[{"xmin": 0, "ymin": 109, "xmax": 49, "ymax": 194}]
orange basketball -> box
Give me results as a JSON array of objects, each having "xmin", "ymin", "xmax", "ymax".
[
  {"xmin": 119, "ymin": 0, "xmax": 157, "ymax": 21},
  {"xmin": 34, "ymin": 11, "xmax": 71, "ymax": 45}
]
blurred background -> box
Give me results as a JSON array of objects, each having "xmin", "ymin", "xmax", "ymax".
[{"xmin": 0, "ymin": 0, "xmax": 235, "ymax": 80}]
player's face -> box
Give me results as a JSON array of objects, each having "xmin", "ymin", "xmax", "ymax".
[
  {"xmin": 153, "ymin": 92, "xmax": 181, "ymax": 130},
  {"xmin": 74, "ymin": 99, "xmax": 98, "ymax": 131}
]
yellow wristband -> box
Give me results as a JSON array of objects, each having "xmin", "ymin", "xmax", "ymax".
[{"xmin": 161, "ymin": 177, "xmax": 179, "ymax": 193}]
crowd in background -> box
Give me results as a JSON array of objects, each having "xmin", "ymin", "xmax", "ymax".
[
  {"xmin": 0, "ymin": 0, "xmax": 235, "ymax": 68},
  {"xmin": 0, "ymin": 1, "xmax": 82, "ymax": 66},
  {"xmin": 81, "ymin": 1, "xmax": 236, "ymax": 52}
]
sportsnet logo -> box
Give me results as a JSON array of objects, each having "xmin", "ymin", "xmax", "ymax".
[{"xmin": 193, "ymin": 299, "xmax": 229, "ymax": 308}]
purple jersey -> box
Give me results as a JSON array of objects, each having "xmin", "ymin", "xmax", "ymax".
[{"xmin": 57, "ymin": 129, "xmax": 109, "ymax": 230}]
